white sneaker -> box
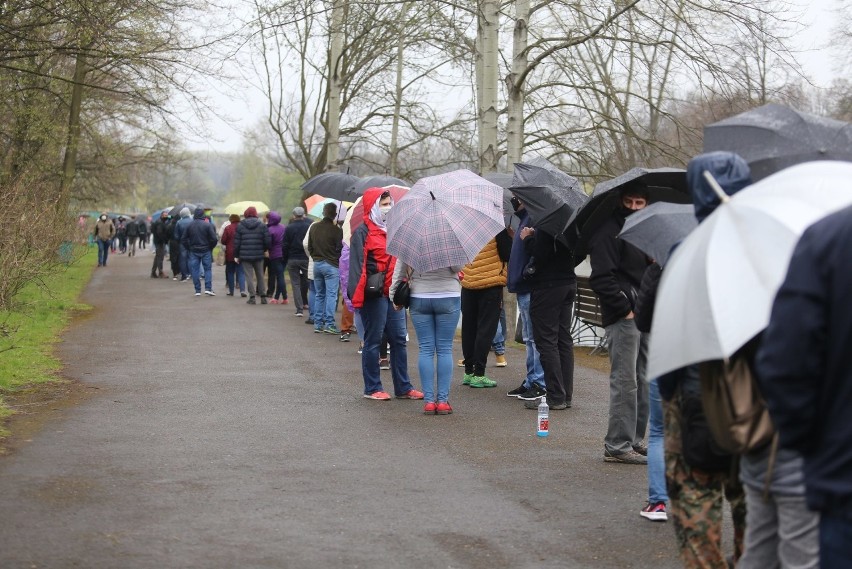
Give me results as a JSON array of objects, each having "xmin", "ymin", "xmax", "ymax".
[
  {"xmin": 194, "ymin": 292, "xmax": 201, "ymax": 297},
  {"xmin": 204, "ymin": 290, "xmax": 216, "ymax": 296}
]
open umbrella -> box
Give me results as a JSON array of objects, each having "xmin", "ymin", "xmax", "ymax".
[
  {"xmin": 306, "ymin": 196, "xmax": 352, "ymax": 220},
  {"xmin": 224, "ymin": 201, "xmax": 269, "ymax": 216},
  {"xmin": 166, "ymin": 202, "xmax": 196, "ymax": 217},
  {"xmin": 565, "ymin": 167, "xmax": 690, "ymax": 265},
  {"xmin": 704, "ymin": 103, "xmax": 852, "ymax": 182},
  {"xmin": 617, "ymin": 202, "xmax": 697, "ymax": 265},
  {"xmin": 386, "ymin": 170, "xmax": 504, "ymax": 273},
  {"xmin": 346, "ymin": 185, "xmax": 409, "ymax": 231},
  {"xmin": 351, "ymin": 175, "xmax": 409, "ymax": 194},
  {"xmin": 482, "ymin": 172, "xmax": 518, "ymax": 228},
  {"xmin": 648, "ymin": 161, "xmax": 852, "ymax": 379},
  {"xmin": 509, "ymin": 159, "xmax": 588, "ymax": 245},
  {"xmin": 300, "ymin": 172, "xmax": 359, "ymax": 202}
]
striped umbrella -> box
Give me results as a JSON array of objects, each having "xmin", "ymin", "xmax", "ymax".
[{"xmin": 386, "ymin": 170, "xmax": 504, "ymax": 273}]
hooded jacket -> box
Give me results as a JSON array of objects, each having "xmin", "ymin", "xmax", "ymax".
[
  {"xmin": 94, "ymin": 217, "xmax": 115, "ymax": 240},
  {"xmin": 234, "ymin": 214, "xmax": 270, "ymax": 261},
  {"xmin": 182, "ymin": 208, "xmax": 218, "ymax": 253},
  {"xmin": 282, "ymin": 217, "xmax": 311, "ymax": 263},
  {"xmin": 151, "ymin": 216, "xmax": 170, "ymax": 246},
  {"xmin": 351, "ymin": 188, "xmax": 395, "ymax": 308},
  {"xmin": 174, "ymin": 209, "xmax": 193, "ymax": 245},
  {"xmin": 266, "ymin": 211, "xmax": 286, "ymax": 261}
]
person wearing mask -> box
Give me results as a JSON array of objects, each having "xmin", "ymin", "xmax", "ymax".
[
  {"xmin": 351, "ymin": 188, "xmax": 422, "ymax": 402},
  {"xmin": 126, "ymin": 215, "xmax": 139, "ymax": 257},
  {"xmin": 282, "ymin": 207, "xmax": 311, "ymax": 316},
  {"xmin": 150, "ymin": 210, "xmax": 170, "ymax": 278},
  {"xmin": 182, "ymin": 207, "xmax": 219, "ymax": 296},
  {"xmin": 306, "ymin": 202, "xmax": 343, "ymax": 333},
  {"xmin": 93, "ymin": 213, "xmax": 116, "ymax": 267},
  {"xmin": 220, "ymin": 214, "xmax": 246, "ymax": 297},
  {"xmin": 234, "ymin": 206, "xmax": 270, "ymax": 305},
  {"xmin": 588, "ymin": 185, "xmax": 652, "ymax": 465},
  {"xmin": 265, "ymin": 211, "xmax": 288, "ymax": 304}
]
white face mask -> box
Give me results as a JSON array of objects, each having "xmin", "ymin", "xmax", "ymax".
[
  {"xmin": 100, "ymin": 215, "xmax": 107, "ymax": 221},
  {"xmin": 379, "ymin": 205, "xmax": 392, "ymax": 222}
]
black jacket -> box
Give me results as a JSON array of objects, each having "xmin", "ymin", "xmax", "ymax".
[
  {"xmin": 282, "ymin": 218, "xmax": 311, "ymax": 263},
  {"xmin": 521, "ymin": 229, "xmax": 575, "ymax": 289},
  {"xmin": 151, "ymin": 219, "xmax": 170, "ymax": 246},
  {"xmin": 182, "ymin": 213, "xmax": 218, "ymax": 253},
  {"xmin": 588, "ymin": 210, "xmax": 650, "ymax": 327},
  {"xmin": 348, "ymin": 224, "xmax": 368, "ymax": 300},
  {"xmin": 756, "ymin": 205, "xmax": 852, "ymax": 515},
  {"xmin": 234, "ymin": 217, "xmax": 270, "ymax": 261}
]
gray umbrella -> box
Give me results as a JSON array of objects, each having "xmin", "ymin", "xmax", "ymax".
[
  {"xmin": 300, "ymin": 172, "xmax": 359, "ymax": 201},
  {"xmin": 703, "ymin": 103, "xmax": 852, "ymax": 181},
  {"xmin": 564, "ymin": 167, "xmax": 690, "ymax": 265},
  {"xmin": 509, "ymin": 159, "xmax": 588, "ymax": 244},
  {"xmin": 617, "ymin": 202, "xmax": 697, "ymax": 265}
]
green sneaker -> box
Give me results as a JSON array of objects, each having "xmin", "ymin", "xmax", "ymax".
[
  {"xmin": 470, "ymin": 375, "xmax": 497, "ymax": 388},
  {"xmin": 462, "ymin": 373, "xmax": 474, "ymax": 386}
]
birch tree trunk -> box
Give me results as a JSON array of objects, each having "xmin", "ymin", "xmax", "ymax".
[
  {"xmin": 506, "ymin": 0, "xmax": 529, "ymax": 168},
  {"xmin": 478, "ymin": 0, "xmax": 500, "ymax": 175},
  {"xmin": 325, "ymin": 0, "xmax": 345, "ymax": 172}
]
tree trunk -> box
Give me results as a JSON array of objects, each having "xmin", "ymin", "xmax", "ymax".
[
  {"xmin": 325, "ymin": 0, "xmax": 345, "ymax": 172},
  {"xmin": 506, "ymin": 0, "xmax": 529, "ymax": 168},
  {"xmin": 478, "ymin": 0, "xmax": 500, "ymax": 175},
  {"xmin": 61, "ymin": 51, "xmax": 87, "ymax": 201}
]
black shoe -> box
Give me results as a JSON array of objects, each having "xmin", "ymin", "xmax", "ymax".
[
  {"xmin": 305, "ymin": 319, "xmax": 314, "ymax": 325},
  {"xmin": 518, "ymin": 385, "xmax": 547, "ymax": 401},
  {"xmin": 260, "ymin": 296, "xmax": 268, "ymax": 305},
  {"xmin": 150, "ymin": 274, "xmax": 158, "ymax": 279},
  {"xmin": 247, "ymin": 297, "xmax": 256, "ymax": 305},
  {"xmin": 633, "ymin": 443, "xmax": 648, "ymax": 456},
  {"xmin": 240, "ymin": 292, "xmax": 247, "ymax": 298},
  {"xmin": 339, "ymin": 332, "xmax": 351, "ymax": 342},
  {"xmin": 506, "ymin": 384, "xmax": 527, "ymax": 398},
  {"xmin": 226, "ymin": 292, "xmax": 234, "ymax": 296},
  {"xmin": 524, "ymin": 398, "xmax": 569, "ymax": 410}
]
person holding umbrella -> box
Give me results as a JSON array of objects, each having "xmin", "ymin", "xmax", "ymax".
[{"xmin": 351, "ymin": 188, "xmax": 423, "ymax": 402}]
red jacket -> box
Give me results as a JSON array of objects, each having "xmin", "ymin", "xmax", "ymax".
[
  {"xmin": 220, "ymin": 223, "xmax": 238, "ymax": 263},
  {"xmin": 351, "ymin": 187, "xmax": 396, "ymax": 308}
]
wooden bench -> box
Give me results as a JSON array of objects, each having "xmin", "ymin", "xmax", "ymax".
[{"xmin": 572, "ymin": 275, "xmax": 607, "ymax": 354}]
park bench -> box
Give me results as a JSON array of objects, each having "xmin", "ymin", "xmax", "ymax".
[{"xmin": 572, "ymin": 275, "xmax": 607, "ymax": 354}]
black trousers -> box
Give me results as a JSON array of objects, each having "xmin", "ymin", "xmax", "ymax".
[
  {"xmin": 151, "ymin": 243, "xmax": 166, "ymax": 276},
  {"xmin": 530, "ymin": 283, "xmax": 576, "ymax": 405},
  {"xmin": 168, "ymin": 240, "xmax": 181, "ymax": 278},
  {"xmin": 461, "ymin": 286, "xmax": 503, "ymax": 376}
]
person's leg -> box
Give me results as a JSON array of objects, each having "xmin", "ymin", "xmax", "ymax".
[
  {"xmin": 288, "ymin": 263, "xmax": 304, "ymax": 313},
  {"xmin": 384, "ymin": 298, "xmax": 414, "ymax": 396},
  {"xmin": 236, "ymin": 262, "xmax": 245, "ymax": 293},
  {"xmin": 97, "ymin": 239, "xmax": 105, "ymax": 265},
  {"xmin": 265, "ymin": 257, "xmax": 273, "ymax": 297},
  {"xmin": 253, "ymin": 260, "xmax": 265, "ymax": 299},
  {"xmin": 298, "ymin": 261, "xmax": 309, "ymax": 306},
  {"xmin": 308, "ymin": 279, "xmax": 317, "ymax": 321},
  {"xmin": 340, "ymin": 302, "xmax": 354, "ymax": 333},
  {"xmin": 435, "ymin": 296, "xmax": 461, "ymax": 403},
  {"xmin": 244, "ymin": 261, "xmax": 257, "ymax": 298},
  {"xmin": 635, "ymin": 332, "xmax": 650, "ymax": 446},
  {"xmin": 725, "ymin": 469, "xmax": 747, "ymax": 563},
  {"xmin": 360, "ymin": 298, "xmax": 385, "ymax": 396},
  {"xmin": 647, "ymin": 378, "xmax": 668, "ymax": 506},
  {"xmin": 471, "ymin": 287, "xmax": 501, "ymax": 376},
  {"xmin": 313, "ymin": 261, "xmax": 329, "ymax": 330},
  {"xmin": 225, "ymin": 262, "xmax": 235, "ymax": 294},
  {"xmin": 272, "ymin": 259, "xmax": 285, "ymax": 300},
  {"xmin": 189, "ymin": 252, "xmax": 202, "ymax": 293},
  {"xmin": 774, "ymin": 494, "xmax": 820, "ymax": 569},
  {"xmin": 354, "ymin": 310, "xmax": 364, "ymax": 344},
  {"xmin": 530, "ymin": 286, "xmax": 567, "ymax": 405},
  {"xmin": 180, "ymin": 245, "xmax": 190, "ymax": 278},
  {"xmin": 820, "ymin": 512, "xmax": 852, "ymax": 569},
  {"xmin": 323, "ymin": 266, "xmax": 339, "ymax": 330},
  {"xmin": 556, "ymin": 284, "xmax": 575, "ymax": 403},
  {"xmin": 460, "ymin": 288, "xmax": 476, "ymax": 377},
  {"xmin": 604, "ymin": 318, "xmax": 641, "ymax": 455},
  {"xmin": 737, "ymin": 486, "xmax": 781, "ymax": 569},
  {"xmin": 518, "ymin": 292, "xmax": 545, "ymax": 390},
  {"xmin": 410, "ymin": 297, "xmax": 436, "ymax": 403},
  {"xmin": 202, "ymin": 251, "xmax": 213, "ymax": 291},
  {"xmin": 492, "ymin": 305, "xmax": 506, "ymax": 355}
]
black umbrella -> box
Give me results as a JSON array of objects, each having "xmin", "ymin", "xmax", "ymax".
[
  {"xmin": 166, "ymin": 202, "xmax": 196, "ymax": 217},
  {"xmin": 617, "ymin": 202, "xmax": 697, "ymax": 265},
  {"xmin": 564, "ymin": 167, "xmax": 690, "ymax": 265},
  {"xmin": 482, "ymin": 172, "xmax": 517, "ymax": 228},
  {"xmin": 509, "ymin": 160, "xmax": 588, "ymax": 245},
  {"xmin": 351, "ymin": 175, "xmax": 409, "ymax": 193},
  {"xmin": 703, "ymin": 103, "xmax": 852, "ymax": 181},
  {"xmin": 300, "ymin": 172, "xmax": 359, "ymax": 202}
]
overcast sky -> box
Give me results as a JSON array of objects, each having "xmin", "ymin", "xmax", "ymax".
[{"xmin": 183, "ymin": 0, "xmax": 843, "ymax": 153}]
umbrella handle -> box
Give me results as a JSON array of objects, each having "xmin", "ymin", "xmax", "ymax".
[{"xmin": 703, "ymin": 170, "xmax": 731, "ymax": 204}]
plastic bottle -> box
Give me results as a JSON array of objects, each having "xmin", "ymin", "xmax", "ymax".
[{"xmin": 537, "ymin": 397, "xmax": 549, "ymax": 437}]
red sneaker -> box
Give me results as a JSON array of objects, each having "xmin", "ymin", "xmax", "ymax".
[
  {"xmin": 423, "ymin": 402, "xmax": 437, "ymax": 414},
  {"xmin": 397, "ymin": 389, "xmax": 424, "ymax": 400},
  {"xmin": 363, "ymin": 391, "xmax": 391, "ymax": 401},
  {"xmin": 281, "ymin": 299, "xmax": 289, "ymax": 304},
  {"xmin": 436, "ymin": 402, "xmax": 453, "ymax": 415}
]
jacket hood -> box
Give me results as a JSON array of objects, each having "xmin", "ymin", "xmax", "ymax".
[
  {"xmin": 180, "ymin": 207, "xmax": 191, "ymax": 218},
  {"xmin": 687, "ymin": 151, "xmax": 752, "ymax": 222},
  {"xmin": 244, "ymin": 206, "xmax": 258, "ymax": 218},
  {"xmin": 361, "ymin": 187, "xmax": 383, "ymax": 218},
  {"xmin": 267, "ymin": 211, "xmax": 281, "ymax": 225},
  {"xmin": 193, "ymin": 207, "xmax": 205, "ymax": 219}
]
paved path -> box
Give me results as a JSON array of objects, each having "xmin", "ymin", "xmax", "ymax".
[{"xmin": 0, "ymin": 251, "xmax": 682, "ymax": 568}]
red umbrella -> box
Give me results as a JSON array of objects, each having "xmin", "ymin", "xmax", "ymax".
[{"xmin": 347, "ymin": 184, "xmax": 409, "ymax": 229}]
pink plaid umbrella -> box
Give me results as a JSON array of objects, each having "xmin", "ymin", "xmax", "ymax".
[{"xmin": 386, "ymin": 169, "xmax": 505, "ymax": 273}]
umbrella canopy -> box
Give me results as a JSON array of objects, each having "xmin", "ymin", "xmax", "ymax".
[
  {"xmin": 617, "ymin": 202, "xmax": 697, "ymax": 266},
  {"xmin": 351, "ymin": 175, "xmax": 409, "ymax": 194},
  {"xmin": 509, "ymin": 160, "xmax": 587, "ymax": 245},
  {"xmin": 648, "ymin": 161, "xmax": 852, "ymax": 379},
  {"xmin": 341, "ymin": 195, "xmax": 363, "ymax": 246},
  {"xmin": 300, "ymin": 172, "xmax": 359, "ymax": 202},
  {"xmin": 346, "ymin": 185, "xmax": 409, "ymax": 232},
  {"xmin": 166, "ymin": 202, "xmax": 196, "ymax": 217},
  {"xmin": 386, "ymin": 170, "xmax": 504, "ymax": 273},
  {"xmin": 482, "ymin": 171, "xmax": 522, "ymax": 228},
  {"xmin": 565, "ymin": 167, "xmax": 690, "ymax": 265},
  {"xmin": 306, "ymin": 196, "xmax": 352, "ymax": 221},
  {"xmin": 703, "ymin": 103, "xmax": 852, "ymax": 182},
  {"xmin": 224, "ymin": 201, "xmax": 270, "ymax": 216}
]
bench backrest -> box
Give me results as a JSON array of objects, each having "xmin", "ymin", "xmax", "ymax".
[{"xmin": 575, "ymin": 275, "xmax": 603, "ymax": 327}]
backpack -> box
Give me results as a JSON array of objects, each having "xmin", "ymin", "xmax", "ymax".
[{"xmin": 698, "ymin": 344, "xmax": 775, "ymax": 455}]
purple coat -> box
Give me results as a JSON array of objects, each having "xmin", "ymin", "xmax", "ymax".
[
  {"xmin": 267, "ymin": 211, "xmax": 286, "ymax": 260},
  {"xmin": 338, "ymin": 242, "xmax": 354, "ymax": 312}
]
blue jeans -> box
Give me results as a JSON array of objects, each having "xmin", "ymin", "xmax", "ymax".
[
  {"xmin": 268, "ymin": 258, "xmax": 286, "ymax": 300},
  {"xmin": 361, "ymin": 296, "xmax": 413, "ymax": 396},
  {"xmin": 517, "ymin": 293, "xmax": 545, "ymax": 389},
  {"xmin": 225, "ymin": 261, "xmax": 245, "ymax": 294},
  {"xmin": 188, "ymin": 250, "xmax": 213, "ymax": 293},
  {"xmin": 821, "ymin": 512, "xmax": 852, "ymax": 569},
  {"xmin": 491, "ymin": 306, "xmax": 507, "ymax": 355},
  {"xmin": 410, "ymin": 296, "xmax": 461, "ymax": 403},
  {"xmin": 648, "ymin": 377, "xmax": 667, "ymax": 504},
  {"xmin": 313, "ymin": 261, "xmax": 339, "ymax": 329},
  {"xmin": 97, "ymin": 239, "xmax": 111, "ymax": 266},
  {"xmin": 179, "ymin": 245, "xmax": 190, "ymax": 278}
]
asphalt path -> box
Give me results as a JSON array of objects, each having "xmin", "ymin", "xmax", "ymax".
[{"xmin": 0, "ymin": 250, "xmax": 684, "ymax": 568}]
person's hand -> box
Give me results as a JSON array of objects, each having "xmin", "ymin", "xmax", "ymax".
[
  {"xmin": 520, "ymin": 227, "xmax": 535, "ymax": 240},
  {"xmin": 625, "ymin": 311, "xmax": 635, "ymax": 320},
  {"xmin": 393, "ymin": 304, "xmax": 402, "ymax": 311},
  {"xmin": 234, "ymin": 257, "xmax": 240, "ymax": 264}
]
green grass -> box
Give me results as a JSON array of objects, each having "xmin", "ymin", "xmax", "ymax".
[{"xmin": 0, "ymin": 247, "xmax": 95, "ymax": 434}]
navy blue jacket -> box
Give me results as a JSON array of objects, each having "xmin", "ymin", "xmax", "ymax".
[
  {"xmin": 234, "ymin": 217, "xmax": 270, "ymax": 261},
  {"xmin": 182, "ymin": 210, "xmax": 218, "ymax": 253},
  {"xmin": 282, "ymin": 217, "xmax": 312, "ymax": 263},
  {"xmin": 507, "ymin": 210, "xmax": 532, "ymax": 294},
  {"xmin": 756, "ymin": 204, "xmax": 852, "ymax": 515}
]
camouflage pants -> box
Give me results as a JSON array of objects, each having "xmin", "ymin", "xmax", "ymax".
[{"xmin": 664, "ymin": 399, "xmax": 747, "ymax": 568}]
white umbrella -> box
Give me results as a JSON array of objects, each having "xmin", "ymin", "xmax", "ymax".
[{"xmin": 648, "ymin": 161, "xmax": 852, "ymax": 378}]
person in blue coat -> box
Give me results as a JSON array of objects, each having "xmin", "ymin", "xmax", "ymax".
[{"xmin": 757, "ymin": 203, "xmax": 852, "ymax": 569}]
